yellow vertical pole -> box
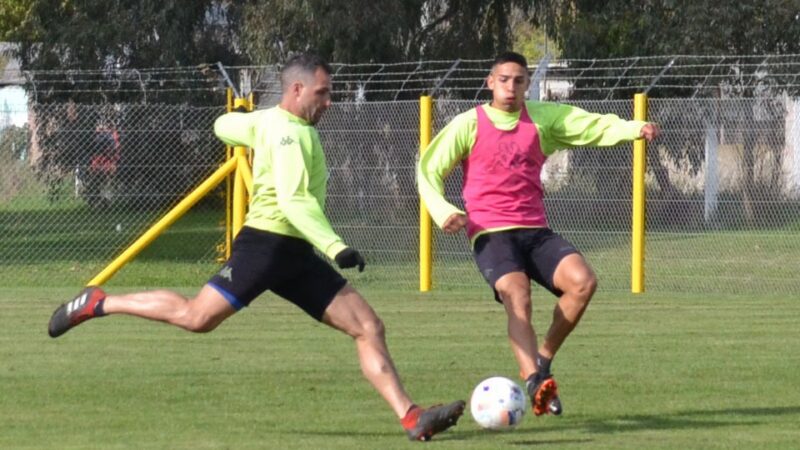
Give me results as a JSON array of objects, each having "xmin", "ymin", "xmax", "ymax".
[
  {"xmin": 231, "ymin": 96, "xmax": 251, "ymax": 238},
  {"xmin": 631, "ymin": 93, "xmax": 648, "ymax": 293},
  {"xmin": 419, "ymin": 96, "xmax": 433, "ymax": 292},
  {"xmin": 223, "ymin": 88, "xmax": 234, "ymax": 259},
  {"xmin": 245, "ymin": 92, "xmax": 255, "ymax": 193}
]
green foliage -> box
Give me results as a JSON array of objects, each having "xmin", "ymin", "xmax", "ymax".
[
  {"xmin": 231, "ymin": 0, "xmax": 538, "ymax": 64},
  {"xmin": 414, "ymin": 0, "xmax": 536, "ymax": 60},
  {"xmin": 0, "ymin": 0, "xmax": 34, "ymax": 42},
  {"xmin": 0, "ymin": 0, "xmax": 540, "ymax": 72},
  {"xmin": 0, "ymin": 123, "xmax": 27, "ymax": 161},
  {"xmin": 511, "ymin": 17, "xmax": 560, "ymax": 63},
  {"xmin": 2, "ymin": 0, "xmax": 797, "ymax": 74},
  {"xmin": 0, "ymin": 0, "xmax": 241, "ymax": 102},
  {"xmin": 238, "ymin": 1, "xmax": 419, "ymax": 64},
  {"xmin": 543, "ymin": 0, "xmax": 800, "ymax": 59}
]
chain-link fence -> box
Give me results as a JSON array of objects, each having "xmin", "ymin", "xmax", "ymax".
[
  {"xmin": 0, "ymin": 101, "xmax": 225, "ymax": 280},
  {"xmin": 646, "ymin": 97, "xmax": 800, "ymax": 294},
  {"xmin": 321, "ymin": 96, "xmax": 800, "ymax": 295},
  {"xmin": 1, "ymin": 57, "xmax": 799, "ymax": 294},
  {"xmin": 320, "ymin": 101, "xmax": 420, "ymax": 288}
]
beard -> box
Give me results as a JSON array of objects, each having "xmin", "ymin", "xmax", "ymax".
[
  {"xmin": 311, "ymin": 109, "xmax": 327, "ymax": 125},
  {"xmin": 303, "ymin": 106, "xmax": 324, "ymax": 125}
]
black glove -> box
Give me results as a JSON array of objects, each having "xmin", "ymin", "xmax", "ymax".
[{"xmin": 335, "ymin": 248, "xmax": 365, "ymax": 272}]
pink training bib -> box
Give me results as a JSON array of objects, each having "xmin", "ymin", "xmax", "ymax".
[{"xmin": 462, "ymin": 105, "xmax": 548, "ymax": 239}]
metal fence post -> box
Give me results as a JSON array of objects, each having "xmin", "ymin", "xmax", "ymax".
[
  {"xmin": 231, "ymin": 96, "xmax": 252, "ymax": 239},
  {"xmin": 419, "ymin": 95, "xmax": 433, "ymax": 292},
  {"xmin": 631, "ymin": 93, "xmax": 648, "ymax": 293},
  {"xmin": 221, "ymin": 88, "xmax": 234, "ymax": 261}
]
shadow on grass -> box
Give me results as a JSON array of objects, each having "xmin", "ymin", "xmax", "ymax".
[
  {"xmin": 0, "ymin": 205, "xmax": 223, "ymax": 263},
  {"xmin": 280, "ymin": 406, "xmax": 800, "ymax": 443},
  {"xmin": 545, "ymin": 405, "xmax": 800, "ymax": 436},
  {"xmin": 273, "ymin": 427, "xmax": 593, "ymax": 446}
]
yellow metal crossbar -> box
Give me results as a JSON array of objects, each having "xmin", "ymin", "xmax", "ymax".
[{"xmin": 88, "ymin": 157, "xmax": 240, "ymax": 286}]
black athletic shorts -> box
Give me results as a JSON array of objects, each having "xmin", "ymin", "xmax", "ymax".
[
  {"xmin": 207, "ymin": 226, "xmax": 347, "ymax": 321},
  {"xmin": 473, "ymin": 228, "xmax": 580, "ymax": 301}
]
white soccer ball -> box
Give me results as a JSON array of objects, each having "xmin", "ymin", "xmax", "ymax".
[{"xmin": 470, "ymin": 376, "xmax": 527, "ymax": 430}]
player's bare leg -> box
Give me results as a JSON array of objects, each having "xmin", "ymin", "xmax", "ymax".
[
  {"xmin": 539, "ymin": 253, "xmax": 597, "ymax": 360},
  {"xmin": 495, "ymin": 271, "xmax": 538, "ymax": 380},
  {"xmin": 102, "ymin": 284, "xmax": 237, "ymax": 332},
  {"xmin": 322, "ymin": 285, "xmax": 412, "ymax": 416},
  {"xmin": 322, "ymin": 284, "xmax": 464, "ymax": 441},
  {"xmin": 48, "ymin": 284, "xmax": 236, "ymax": 337},
  {"xmin": 495, "ymin": 271, "xmax": 558, "ymax": 415},
  {"xmin": 531, "ymin": 253, "xmax": 597, "ymax": 415}
]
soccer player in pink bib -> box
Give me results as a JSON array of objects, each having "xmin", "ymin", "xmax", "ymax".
[{"xmin": 418, "ymin": 51, "xmax": 660, "ymax": 417}]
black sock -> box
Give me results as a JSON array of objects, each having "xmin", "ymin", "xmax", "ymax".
[
  {"xmin": 93, "ymin": 299, "xmax": 106, "ymax": 316},
  {"xmin": 525, "ymin": 373, "xmax": 538, "ymax": 395},
  {"xmin": 536, "ymin": 354, "xmax": 552, "ymax": 377},
  {"xmin": 525, "ymin": 355, "xmax": 554, "ymax": 395}
]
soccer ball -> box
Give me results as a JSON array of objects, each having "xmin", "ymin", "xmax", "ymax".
[{"xmin": 470, "ymin": 376, "xmax": 527, "ymax": 430}]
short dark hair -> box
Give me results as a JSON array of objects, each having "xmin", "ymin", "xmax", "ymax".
[
  {"xmin": 280, "ymin": 52, "xmax": 332, "ymax": 90},
  {"xmin": 492, "ymin": 51, "xmax": 529, "ymax": 70}
]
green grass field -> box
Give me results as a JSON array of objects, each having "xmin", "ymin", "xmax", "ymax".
[
  {"xmin": 2, "ymin": 287, "xmax": 799, "ymax": 449},
  {"xmin": 3, "ymin": 195, "xmax": 800, "ymax": 295},
  {"xmin": 2, "ymin": 197, "xmax": 799, "ymax": 448}
]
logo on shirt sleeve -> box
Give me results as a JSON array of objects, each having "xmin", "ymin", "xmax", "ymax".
[{"xmin": 280, "ymin": 136, "xmax": 294, "ymax": 146}]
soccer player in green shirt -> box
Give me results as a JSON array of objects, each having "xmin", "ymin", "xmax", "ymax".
[
  {"xmin": 48, "ymin": 53, "xmax": 464, "ymax": 442},
  {"xmin": 418, "ymin": 51, "xmax": 660, "ymax": 417}
]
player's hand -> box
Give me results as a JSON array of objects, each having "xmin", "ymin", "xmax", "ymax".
[
  {"xmin": 443, "ymin": 213, "xmax": 468, "ymax": 234},
  {"xmin": 640, "ymin": 123, "xmax": 660, "ymax": 142},
  {"xmin": 335, "ymin": 248, "xmax": 366, "ymax": 272}
]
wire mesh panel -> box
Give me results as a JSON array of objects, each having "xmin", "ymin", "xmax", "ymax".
[
  {"xmin": 647, "ymin": 98, "xmax": 800, "ymax": 294},
  {"xmin": 317, "ymin": 101, "xmax": 422, "ymax": 288},
  {"xmin": 429, "ymin": 100, "xmax": 479, "ymax": 289},
  {"xmin": 0, "ymin": 102, "xmax": 226, "ymax": 285},
  {"xmin": 547, "ymin": 100, "xmax": 639, "ymax": 292}
]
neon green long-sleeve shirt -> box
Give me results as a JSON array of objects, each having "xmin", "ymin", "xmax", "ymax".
[
  {"xmin": 417, "ymin": 101, "xmax": 647, "ymax": 228},
  {"xmin": 214, "ymin": 106, "xmax": 347, "ymax": 260}
]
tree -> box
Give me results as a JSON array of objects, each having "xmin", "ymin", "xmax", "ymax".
[
  {"xmin": 510, "ymin": 10, "xmax": 560, "ymax": 64},
  {"xmin": 1, "ymin": 0, "xmax": 242, "ymax": 103},
  {"xmin": 540, "ymin": 0, "xmax": 800, "ymax": 227},
  {"xmin": 0, "ymin": 123, "xmax": 27, "ymax": 161},
  {"xmin": 0, "ymin": 0, "xmax": 33, "ymax": 42},
  {"xmin": 413, "ymin": 0, "xmax": 536, "ymax": 60},
  {"xmin": 0, "ymin": 1, "xmax": 542, "ymax": 207},
  {"xmin": 0, "ymin": 1, "xmax": 245, "ymax": 207},
  {"xmin": 542, "ymin": 0, "xmax": 800, "ymax": 59},
  {"xmin": 236, "ymin": 0, "xmax": 537, "ymax": 64}
]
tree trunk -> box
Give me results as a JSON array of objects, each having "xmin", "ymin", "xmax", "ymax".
[{"xmin": 740, "ymin": 127, "xmax": 756, "ymax": 227}]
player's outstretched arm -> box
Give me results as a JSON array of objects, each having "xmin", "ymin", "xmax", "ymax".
[
  {"xmin": 639, "ymin": 123, "xmax": 660, "ymax": 142},
  {"xmin": 213, "ymin": 111, "xmax": 262, "ymax": 148},
  {"xmin": 442, "ymin": 213, "xmax": 468, "ymax": 234}
]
